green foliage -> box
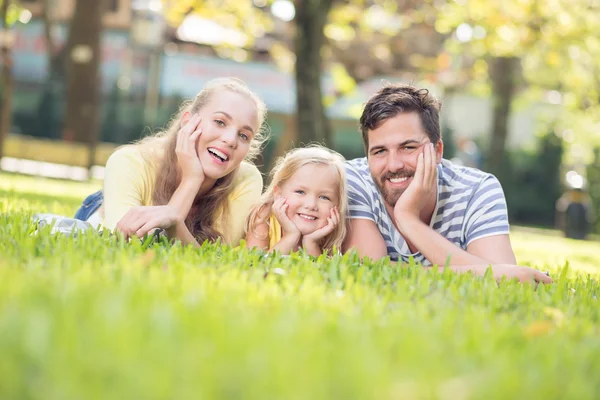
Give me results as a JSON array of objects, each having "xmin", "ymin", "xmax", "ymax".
[
  {"xmin": 586, "ymin": 147, "xmax": 600, "ymax": 234},
  {"xmin": 502, "ymin": 131, "xmax": 564, "ymax": 227},
  {"xmin": 1, "ymin": 173, "xmax": 600, "ymax": 399}
]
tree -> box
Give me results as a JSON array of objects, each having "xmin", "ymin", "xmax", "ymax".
[
  {"xmin": 438, "ymin": 0, "xmax": 600, "ymax": 175},
  {"xmin": 293, "ymin": 0, "xmax": 333, "ymax": 145},
  {"xmin": 0, "ymin": 0, "xmax": 19, "ymax": 161},
  {"xmin": 63, "ymin": 0, "xmax": 105, "ymax": 171},
  {"xmin": 165, "ymin": 0, "xmax": 335, "ymax": 144}
]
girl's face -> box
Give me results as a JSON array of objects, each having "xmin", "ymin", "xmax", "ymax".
[
  {"xmin": 182, "ymin": 90, "xmax": 259, "ymax": 180},
  {"xmin": 275, "ymin": 163, "xmax": 340, "ymax": 235}
]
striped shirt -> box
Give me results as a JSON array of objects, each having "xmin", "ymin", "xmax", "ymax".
[{"xmin": 346, "ymin": 158, "xmax": 510, "ymax": 265}]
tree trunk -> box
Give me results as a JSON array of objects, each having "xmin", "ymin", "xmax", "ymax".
[
  {"xmin": 0, "ymin": 0, "xmax": 13, "ymax": 162},
  {"xmin": 64, "ymin": 0, "xmax": 105, "ymax": 172},
  {"xmin": 487, "ymin": 56, "xmax": 519, "ymax": 176},
  {"xmin": 294, "ymin": 0, "xmax": 333, "ymax": 145}
]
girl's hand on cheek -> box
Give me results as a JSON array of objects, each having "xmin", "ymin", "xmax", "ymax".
[
  {"xmin": 303, "ymin": 207, "xmax": 339, "ymax": 243},
  {"xmin": 272, "ymin": 197, "xmax": 301, "ymax": 240}
]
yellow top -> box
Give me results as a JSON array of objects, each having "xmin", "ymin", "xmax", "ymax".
[
  {"xmin": 268, "ymin": 213, "xmax": 282, "ymax": 249},
  {"xmin": 102, "ymin": 145, "xmax": 263, "ymax": 245}
]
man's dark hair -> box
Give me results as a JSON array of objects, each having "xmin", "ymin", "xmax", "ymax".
[{"xmin": 359, "ymin": 83, "xmax": 442, "ymax": 153}]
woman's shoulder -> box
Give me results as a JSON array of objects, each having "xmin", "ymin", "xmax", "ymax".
[
  {"xmin": 106, "ymin": 145, "xmax": 145, "ymax": 168},
  {"xmin": 234, "ymin": 161, "xmax": 263, "ymax": 186}
]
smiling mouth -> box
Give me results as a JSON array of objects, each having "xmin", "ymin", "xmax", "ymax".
[
  {"xmin": 297, "ymin": 213, "xmax": 317, "ymax": 221},
  {"xmin": 389, "ymin": 176, "xmax": 409, "ymax": 184},
  {"xmin": 208, "ymin": 148, "xmax": 229, "ymax": 162}
]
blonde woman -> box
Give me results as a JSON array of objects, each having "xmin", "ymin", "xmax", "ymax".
[
  {"xmin": 245, "ymin": 145, "xmax": 348, "ymax": 256},
  {"xmin": 76, "ymin": 78, "xmax": 268, "ymax": 246}
]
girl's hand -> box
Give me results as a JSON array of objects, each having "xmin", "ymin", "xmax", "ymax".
[
  {"xmin": 176, "ymin": 114, "xmax": 204, "ymax": 184},
  {"xmin": 303, "ymin": 207, "xmax": 339, "ymax": 244},
  {"xmin": 115, "ymin": 205, "xmax": 181, "ymax": 239},
  {"xmin": 272, "ymin": 196, "xmax": 301, "ymax": 241}
]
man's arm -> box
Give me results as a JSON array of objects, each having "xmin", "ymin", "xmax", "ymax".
[
  {"xmin": 395, "ymin": 212, "xmax": 512, "ymax": 266},
  {"xmin": 467, "ymin": 234, "xmax": 516, "ymax": 264},
  {"xmin": 343, "ymin": 219, "xmax": 389, "ymax": 260}
]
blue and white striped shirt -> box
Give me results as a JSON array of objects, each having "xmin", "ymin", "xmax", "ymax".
[{"xmin": 346, "ymin": 158, "xmax": 510, "ymax": 265}]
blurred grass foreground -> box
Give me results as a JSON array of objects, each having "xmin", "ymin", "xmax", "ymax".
[{"xmin": 1, "ymin": 172, "xmax": 599, "ymax": 400}]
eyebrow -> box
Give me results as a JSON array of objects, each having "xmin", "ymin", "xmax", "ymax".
[
  {"xmin": 369, "ymin": 138, "xmax": 427, "ymax": 153},
  {"xmin": 214, "ymin": 111, "xmax": 255, "ymax": 135},
  {"xmin": 295, "ymin": 185, "xmax": 336, "ymax": 195}
]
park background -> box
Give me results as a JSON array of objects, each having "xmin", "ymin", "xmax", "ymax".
[{"xmin": 0, "ymin": 0, "xmax": 599, "ymax": 236}]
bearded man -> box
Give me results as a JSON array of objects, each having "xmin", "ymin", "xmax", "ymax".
[{"xmin": 343, "ymin": 83, "xmax": 551, "ymax": 283}]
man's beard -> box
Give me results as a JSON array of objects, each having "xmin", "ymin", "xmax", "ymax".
[{"xmin": 374, "ymin": 169, "xmax": 415, "ymax": 207}]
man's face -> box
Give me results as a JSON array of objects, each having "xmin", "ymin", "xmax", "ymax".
[{"xmin": 367, "ymin": 112, "xmax": 443, "ymax": 207}]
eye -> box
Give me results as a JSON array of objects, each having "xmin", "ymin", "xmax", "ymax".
[
  {"xmin": 214, "ymin": 119, "xmax": 225, "ymax": 127},
  {"xmin": 238, "ymin": 132, "xmax": 249, "ymax": 141},
  {"xmin": 372, "ymin": 149, "xmax": 385, "ymax": 156},
  {"xmin": 319, "ymin": 195, "xmax": 331, "ymax": 201},
  {"xmin": 402, "ymin": 146, "xmax": 417, "ymax": 152},
  {"xmin": 294, "ymin": 190, "xmax": 305, "ymax": 195}
]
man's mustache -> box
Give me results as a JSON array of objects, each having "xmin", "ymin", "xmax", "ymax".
[{"xmin": 381, "ymin": 170, "xmax": 415, "ymax": 181}]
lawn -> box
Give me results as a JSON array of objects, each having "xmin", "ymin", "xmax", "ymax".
[{"xmin": 1, "ymin": 172, "xmax": 599, "ymax": 399}]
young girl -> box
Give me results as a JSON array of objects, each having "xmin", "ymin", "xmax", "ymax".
[
  {"xmin": 245, "ymin": 146, "xmax": 348, "ymax": 256},
  {"xmin": 75, "ymin": 78, "xmax": 268, "ymax": 246}
]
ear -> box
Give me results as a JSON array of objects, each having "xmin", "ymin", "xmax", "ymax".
[
  {"xmin": 180, "ymin": 111, "xmax": 192, "ymax": 127},
  {"xmin": 435, "ymin": 139, "xmax": 444, "ymax": 164},
  {"xmin": 273, "ymin": 185, "xmax": 281, "ymax": 197}
]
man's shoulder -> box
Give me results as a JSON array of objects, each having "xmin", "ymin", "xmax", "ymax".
[
  {"xmin": 345, "ymin": 157, "xmax": 368, "ymax": 171},
  {"xmin": 439, "ymin": 159, "xmax": 498, "ymax": 190},
  {"xmin": 345, "ymin": 157, "xmax": 372, "ymax": 180}
]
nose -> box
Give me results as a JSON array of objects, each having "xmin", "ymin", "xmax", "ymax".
[
  {"xmin": 304, "ymin": 195, "xmax": 318, "ymax": 211},
  {"xmin": 221, "ymin": 128, "xmax": 237, "ymax": 148},
  {"xmin": 386, "ymin": 151, "xmax": 405, "ymax": 173}
]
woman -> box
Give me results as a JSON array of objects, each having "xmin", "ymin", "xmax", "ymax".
[{"xmin": 76, "ymin": 78, "xmax": 268, "ymax": 246}]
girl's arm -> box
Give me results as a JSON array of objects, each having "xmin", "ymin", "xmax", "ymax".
[
  {"xmin": 245, "ymin": 205, "xmax": 271, "ymax": 251},
  {"xmin": 301, "ymin": 239, "xmax": 322, "ymax": 257}
]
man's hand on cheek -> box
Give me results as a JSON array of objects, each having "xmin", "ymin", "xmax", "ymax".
[{"xmin": 393, "ymin": 143, "xmax": 437, "ymax": 222}]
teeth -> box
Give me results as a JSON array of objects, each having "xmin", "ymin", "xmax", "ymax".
[
  {"xmin": 208, "ymin": 148, "xmax": 228, "ymax": 161},
  {"xmin": 298, "ymin": 214, "xmax": 317, "ymax": 220},
  {"xmin": 389, "ymin": 177, "xmax": 409, "ymax": 183}
]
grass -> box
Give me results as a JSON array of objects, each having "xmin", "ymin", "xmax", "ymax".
[{"xmin": 1, "ymin": 172, "xmax": 600, "ymax": 399}]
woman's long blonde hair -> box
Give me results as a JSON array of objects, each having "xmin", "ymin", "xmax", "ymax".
[
  {"xmin": 246, "ymin": 145, "xmax": 348, "ymax": 254},
  {"xmin": 135, "ymin": 78, "xmax": 268, "ymax": 243}
]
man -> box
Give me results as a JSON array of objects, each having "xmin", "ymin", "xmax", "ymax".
[{"xmin": 343, "ymin": 83, "xmax": 551, "ymax": 283}]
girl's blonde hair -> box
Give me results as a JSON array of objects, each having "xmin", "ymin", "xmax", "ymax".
[
  {"xmin": 134, "ymin": 77, "xmax": 268, "ymax": 243},
  {"xmin": 246, "ymin": 145, "xmax": 348, "ymax": 254}
]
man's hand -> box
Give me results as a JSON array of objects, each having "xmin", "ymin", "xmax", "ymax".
[
  {"xmin": 115, "ymin": 205, "xmax": 181, "ymax": 239},
  {"xmin": 470, "ymin": 264, "xmax": 553, "ymax": 284},
  {"xmin": 393, "ymin": 142, "xmax": 437, "ymax": 223}
]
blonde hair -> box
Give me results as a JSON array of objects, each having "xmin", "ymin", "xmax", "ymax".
[
  {"xmin": 246, "ymin": 145, "xmax": 348, "ymax": 254},
  {"xmin": 134, "ymin": 77, "xmax": 268, "ymax": 243}
]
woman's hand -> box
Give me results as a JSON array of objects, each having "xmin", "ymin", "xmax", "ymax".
[
  {"xmin": 176, "ymin": 114, "xmax": 204, "ymax": 184},
  {"xmin": 272, "ymin": 197, "xmax": 301, "ymax": 241},
  {"xmin": 115, "ymin": 205, "xmax": 181, "ymax": 239}
]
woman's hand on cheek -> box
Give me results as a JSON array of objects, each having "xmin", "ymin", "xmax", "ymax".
[
  {"xmin": 115, "ymin": 205, "xmax": 181, "ymax": 240},
  {"xmin": 176, "ymin": 114, "xmax": 205, "ymax": 185}
]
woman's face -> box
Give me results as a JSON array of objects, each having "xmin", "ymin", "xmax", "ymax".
[{"xmin": 181, "ymin": 90, "xmax": 259, "ymax": 181}]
